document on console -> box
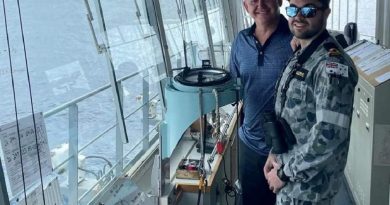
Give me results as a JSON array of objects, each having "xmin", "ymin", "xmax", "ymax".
[{"xmin": 0, "ymin": 113, "xmax": 52, "ymax": 195}]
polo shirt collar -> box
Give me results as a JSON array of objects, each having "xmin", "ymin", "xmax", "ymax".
[{"xmin": 244, "ymin": 14, "xmax": 289, "ymax": 37}]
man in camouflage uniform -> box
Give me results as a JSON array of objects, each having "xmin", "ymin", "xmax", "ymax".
[{"xmin": 263, "ymin": 0, "xmax": 358, "ymax": 204}]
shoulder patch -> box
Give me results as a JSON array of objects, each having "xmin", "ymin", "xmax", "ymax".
[
  {"xmin": 328, "ymin": 48, "xmax": 341, "ymax": 57},
  {"xmin": 325, "ymin": 61, "xmax": 349, "ymax": 77},
  {"xmin": 323, "ymin": 42, "xmax": 341, "ymax": 57}
]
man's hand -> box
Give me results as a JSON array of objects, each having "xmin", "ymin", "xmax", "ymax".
[
  {"xmin": 266, "ymin": 161, "xmax": 285, "ymax": 193},
  {"xmin": 263, "ymin": 154, "xmax": 277, "ymax": 180}
]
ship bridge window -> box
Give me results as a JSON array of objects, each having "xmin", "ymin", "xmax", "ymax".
[
  {"xmin": 0, "ymin": 0, "xmax": 163, "ymax": 204},
  {"xmin": 0, "ymin": 0, "xmax": 250, "ymax": 205}
]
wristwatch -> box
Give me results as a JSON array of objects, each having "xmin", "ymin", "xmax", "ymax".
[{"xmin": 277, "ymin": 165, "xmax": 289, "ymax": 182}]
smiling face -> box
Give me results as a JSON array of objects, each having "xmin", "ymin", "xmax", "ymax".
[
  {"xmin": 244, "ymin": 0, "xmax": 283, "ymax": 25},
  {"xmin": 287, "ymin": 0, "xmax": 330, "ymax": 40}
]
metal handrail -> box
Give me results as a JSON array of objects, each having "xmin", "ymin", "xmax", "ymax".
[
  {"xmin": 50, "ymin": 93, "xmax": 159, "ymax": 172},
  {"xmin": 78, "ymin": 94, "xmax": 158, "ymax": 153},
  {"xmin": 78, "ymin": 123, "xmax": 160, "ymax": 202},
  {"xmin": 43, "ymin": 66, "xmax": 155, "ymax": 118},
  {"xmin": 44, "ymin": 64, "xmax": 161, "ymax": 203}
]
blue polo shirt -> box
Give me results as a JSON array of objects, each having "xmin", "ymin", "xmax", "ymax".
[{"xmin": 230, "ymin": 15, "xmax": 293, "ymax": 156}]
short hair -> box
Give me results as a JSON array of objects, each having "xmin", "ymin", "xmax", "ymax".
[{"xmin": 287, "ymin": 0, "xmax": 331, "ymax": 8}]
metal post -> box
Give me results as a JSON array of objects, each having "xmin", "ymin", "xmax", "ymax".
[
  {"xmin": 68, "ymin": 104, "xmax": 79, "ymax": 205},
  {"xmin": 167, "ymin": 25, "xmax": 180, "ymax": 60},
  {"xmin": 146, "ymin": 0, "xmax": 173, "ymax": 78},
  {"xmin": 145, "ymin": 0, "xmax": 172, "ymax": 200},
  {"xmin": 143, "ymin": 70, "xmax": 150, "ymax": 151},
  {"xmin": 346, "ymin": 0, "xmax": 349, "ymax": 23},
  {"xmin": 221, "ymin": 0, "xmax": 234, "ymax": 43},
  {"xmin": 331, "ymin": 0, "xmax": 334, "ymax": 29},
  {"xmin": 146, "ymin": 0, "xmax": 172, "ymax": 113},
  {"xmin": 229, "ymin": 0, "xmax": 245, "ymax": 37},
  {"xmin": 382, "ymin": 0, "xmax": 390, "ymax": 47},
  {"xmin": 375, "ymin": 0, "xmax": 384, "ymax": 45},
  {"xmin": 200, "ymin": 0, "xmax": 217, "ymax": 67},
  {"xmin": 338, "ymin": 0, "xmax": 341, "ymax": 30},
  {"xmin": 94, "ymin": 0, "xmax": 129, "ymax": 143},
  {"xmin": 116, "ymin": 82, "xmax": 124, "ymax": 176},
  {"xmin": 355, "ymin": 0, "xmax": 358, "ymax": 24}
]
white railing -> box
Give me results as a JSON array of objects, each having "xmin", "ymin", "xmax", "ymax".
[{"xmin": 42, "ymin": 66, "xmax": 160, "ymax": 204}]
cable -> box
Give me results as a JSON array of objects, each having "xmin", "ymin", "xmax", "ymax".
[
  {"xmin": 234, "ymin": 89, "xmax": 240, "ymax": 205},
  {"xmin": 197, "ymin": 188, "xmax": 202, "ymax": 205},
  {"xmin": 225, "ymin": 192, "xmax": 229, "ymax": 205},
  {"xmin": 78, "ymin": 167, "xmax": 100, "ymax": 180},
  {"xmin": 83, "ymin": 155, "xmax": 113, "ymax": 168},
  {"xmin": 16, "ymin": 0, "xmax": 47, "ymax": 203},
  {"xmin": 1, "ymin": 0, "xmax": 28, "ymax": 204},
  {"xmin": 196, "ymin": 175, "xmax": 206, "ymax": 205},
  {"xmin": 212, "ymin": 89, "xmax": 220, "ymax": 138},
  {"xmin": 222, "ymin": 156, "xmax": 237, "ymax": 204}
]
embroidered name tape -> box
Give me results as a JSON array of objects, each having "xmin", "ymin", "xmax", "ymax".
[{"xmin": 294, "ymin": 69, "xmax": 308, "ymax": 81}]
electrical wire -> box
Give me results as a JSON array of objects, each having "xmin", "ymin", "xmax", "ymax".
[
  {"xmin": 223, "ymin": 159, "xmax": 231, "ymax": 205},
  {"xmin": 83, "ymin": 155, "xmax": 113, "ymax": 168},
  {"xmin": 17, "ymin": 0, "xmax": 47, "ymax": 203},
  {"xmin": 78, "ymin": 155, "xmax": 114, "ymax": 180},
  {"xmin": 196, "ymin": 188, "xmax": 202, "ymax": 205},
  {"xmin": 1, "ymin": 0, "xmax": 28, "ymax": 204},
  {"xmin": 78, "ymin": 167, "xmax": 100, "ymax": 180},
  {"xmin": 221, "ymin": 102, "xmax": 241, "ymax": 205},
  {"xmin": 222, "ymin": 156, "xmax": 237, "ymax": 205},
  {"xmin": 234, "ymin": 89, "xmax": 240, "ymax": 205}
]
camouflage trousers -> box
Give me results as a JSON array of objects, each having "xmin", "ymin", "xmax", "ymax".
[{"xmin": 276, "ymin": 193, "xmax": 334, "ymax": 205}]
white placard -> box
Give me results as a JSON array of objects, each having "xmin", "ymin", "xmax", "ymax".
[{"xmin": 0, "ymin": 113, "xmax": 53, "ymax": 195}]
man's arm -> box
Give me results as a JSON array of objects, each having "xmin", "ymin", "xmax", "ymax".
[{"xmin": 278, "ymin": 57, "xmax": 357, "ymax": 183}]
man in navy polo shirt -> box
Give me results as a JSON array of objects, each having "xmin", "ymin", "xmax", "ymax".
[{"xmin": 230, "ymin": 0, "xmax": 293, "ymax": 204}]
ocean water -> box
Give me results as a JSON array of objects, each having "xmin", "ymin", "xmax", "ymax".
[
  {"xmin": 0, "ymin": 0, "xmax": 163, "ymax": 197},
  {"xmin": 0, "ymin": 0, "xmax": 225, "ymax": 152}
]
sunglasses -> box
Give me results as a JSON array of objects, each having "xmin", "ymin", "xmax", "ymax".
[{"xmin": 285, "ymin": 6, "xmax": 325, "ymax": 18}]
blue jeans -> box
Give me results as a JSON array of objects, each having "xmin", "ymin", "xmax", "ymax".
[{"xmin": 239, "ymin": 139, "xmax": 276, "ymax": 205}]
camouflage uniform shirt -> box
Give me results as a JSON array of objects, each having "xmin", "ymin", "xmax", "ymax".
[{"xmin": 274, "ymin": 34, "xmax": 358, "ymax": 202}]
